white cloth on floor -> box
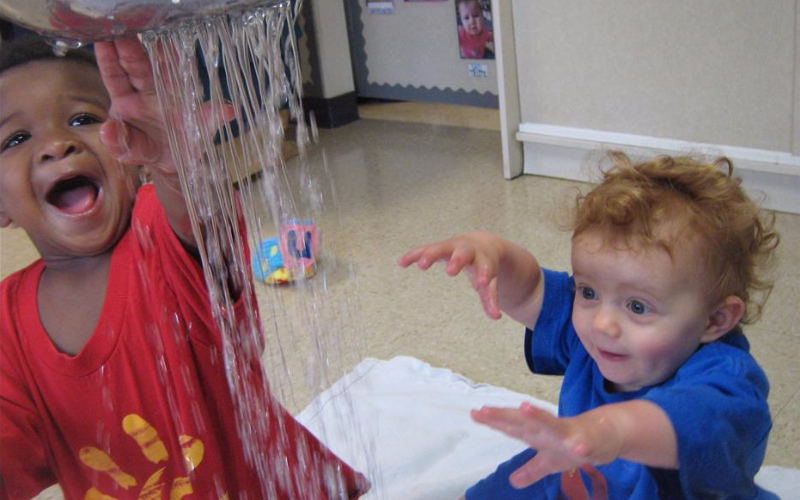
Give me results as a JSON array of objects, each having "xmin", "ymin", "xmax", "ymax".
[{"xmin": 297, "ymin": 356, "xmax": 800, "ymax": 500}]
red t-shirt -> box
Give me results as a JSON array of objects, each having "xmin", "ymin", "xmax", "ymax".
[
  {"xmin": 0, "ymin": 185, "xmax": 368, "ymax": 500},
  {"xmin": 458, "ymin": 27, "xmax": 493, "ymax": 59}
]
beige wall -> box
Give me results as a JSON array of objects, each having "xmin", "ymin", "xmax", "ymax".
[
  {"xmin": 310, "ymin": 0, "xmax": 356, "ymax": 98},
  {"xmin": 299, "ymin": 0, "xmax": 356, "ymax": 99},
  {"xmin": 512, "ymin": 0, "xmax": 800, "ymax": 213},
  {"xmin": 513, "ymin": 0, "xmax": 797, "ymax": 153}
]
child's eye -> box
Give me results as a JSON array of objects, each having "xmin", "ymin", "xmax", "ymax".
[
  {"xmin": 628, "ymin": 300, "xmax": 650, "ymax": 315},
  {"xmin": 1, "ymin": 132, "xmax": 30, "ymax": 151},
  {"xmin": 70, "ymin": 114, "xmax": 102, "ymax": 127},
  {"xmin": 579, "ymin": 287, "xmax": 597, "ymax": 300}
]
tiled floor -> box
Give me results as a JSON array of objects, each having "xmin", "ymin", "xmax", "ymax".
[{"xmin": 2, "ymin": 102, "xmax": 798, "ymax": 471}]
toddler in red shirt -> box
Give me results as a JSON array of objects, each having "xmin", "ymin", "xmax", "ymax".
[{"xmin": 0, "ymin": 35, "xmax": 369, "ymax": 500}]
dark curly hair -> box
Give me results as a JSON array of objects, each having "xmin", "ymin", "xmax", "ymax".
[
  {"xmin": 570, "ymin": 151, "xmax": 780, "ymax": 324},
  {"xmin": 0, "ymin": 34, "xmax": 96, "ymax": 74}
]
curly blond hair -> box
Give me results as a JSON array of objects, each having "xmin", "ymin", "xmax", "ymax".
[{"xmin": 570, "ymin": 151, "xmax": 779, "ymax": 324}]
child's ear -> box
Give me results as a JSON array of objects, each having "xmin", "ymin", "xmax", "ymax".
[{"xmin": 701, "ymin": 296, "xmax": 745, "ymax": 343}]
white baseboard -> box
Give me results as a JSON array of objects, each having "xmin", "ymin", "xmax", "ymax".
[{"xmin": 516, "ymin": 123, "xmax": 800, "ymax": 214}]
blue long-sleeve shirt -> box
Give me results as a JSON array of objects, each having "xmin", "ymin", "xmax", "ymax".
[{"xmin": 467, "ymin": 269, "xmax": 777, "ymax": 500}]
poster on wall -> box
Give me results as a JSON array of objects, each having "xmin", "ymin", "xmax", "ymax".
[
  {"xmin": 455, "ymin": 0, "xmax": 494, "ymax": 59},
  {"xmin": 367, "ymin": 0, "xmax": 395, "ymax": 14}
]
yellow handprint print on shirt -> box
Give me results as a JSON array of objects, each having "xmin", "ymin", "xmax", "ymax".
[
  {"xmin": 79, "ymin": 414, "xmax": 222, "ymax": 500},
  {"xmin": 122, "ymin": 414, "xmax": 169, "ymax": 464}
]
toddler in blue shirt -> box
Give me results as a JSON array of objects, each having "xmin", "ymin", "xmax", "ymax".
[{"xmin": 399, "ymin": 152, "xmax": 780, "ymax": 499}]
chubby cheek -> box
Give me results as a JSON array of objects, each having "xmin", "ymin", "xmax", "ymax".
[
  {"xmin": 630, "ymin": 334, "xmax": 690, "ymax": 377},
  {"xmin": 570, "ymin": 307, "xmax": 595, "ymax": 346},
  {"xmin": 106, "ymin": 159, "xmax": 138, "ymax": 192},
  {"xmin": 634, "ymin": 335, "xmax": 670, "ymax": 361}
]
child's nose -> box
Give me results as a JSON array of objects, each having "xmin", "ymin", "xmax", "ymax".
[
  {"xmin": 37, "ymin": 138, "xmax": 82, "ymax": 164},
  {"xmin": 592, "ymin": 307, "xmax": 621, "ymax": 338}
]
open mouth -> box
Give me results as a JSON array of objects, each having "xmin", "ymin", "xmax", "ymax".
[
  {"xmin": 46, "ymin": 175, "xmax": 101, "ymax": 215},
  {"xmin": 598, "ymin": 349, "xmax": 627, "ymax": 362}
]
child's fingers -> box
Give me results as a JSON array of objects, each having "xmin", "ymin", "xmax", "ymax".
[
  {"xmin": 517, "ymin": 403, "xmax": 570, "ymax": 442},
  {"xmin": 111, "ymin": 38, "xmax": 155, "ymax": 93},
  {"xmin": 474, "ymin": 404, "xmax": 567, "ymax": 449},
  {"xmin": 95, "ymin": 41, "xmax": 131, "ymax": 97},
  {"xmin": 477, "ymin": 277, "xmax": 501, "ymax": 320},
  {"xmin": 509, "ymin": 451, "xmax": 575, "ymax": 489},
  {"xmin": 509, "ymin": 460, "xmax": 542, "ymax": 488},
  {"xmin": 471, "ymin": 406, "xmax": 532, "ymax": 438},
  {"xmin": 470, "ymin": 252, "xmax": 498, "ymax": 287},
  {"xmin": 95, "ymin": 38, "xmax": 152, "ymax": 99},
  {"xmin": 471, "ymin": 255, "xmax": 500, "ymax": 318},
  {"xmin": 519, "ymin": 402, "xmax": 557, "ymax": 423},
  {"xmin": 397, "ymin": 246, "xmax": 441, "ymax": 270},
  {"xmin": 472, "ymin": 403, "xmax": 546, "ymax": 424},
  {"xmin": 445, "ymin": 246, "xmax": 475, "ymax": 276},
  {"xmin": 400, "ymin": 243, "xmax": 455, "ymax": 270},
  {"xmin": 398, "ymin": 247, "xmax": 427, "ymax": 268},
  {"xmin": 99, "ymin": 120, "xmax": 130, "ymax": 159},
  {"xmin": 509, "ymin": 455, "xmax": 549, "ymax": 488},
  {"xmin": 100, "ymin": 120, "xmax": 160, "ymax": 166},
  {"xmin": 199, "ymin": 101, "xmax": 236, "ymax": 136}
]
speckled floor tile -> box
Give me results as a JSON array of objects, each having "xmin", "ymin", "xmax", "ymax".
[
  {"xmin": 0, "ymin": 227, "xmax": 38, "ymax": 279},
  {"xmin": 765, "ymin": 390, "xmax": 800, "ymax": 467}
]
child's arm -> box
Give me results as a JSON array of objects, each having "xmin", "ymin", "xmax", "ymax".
[
  {"xmin": 94, "ymin": 38, "xmax": 233, "ymax": 247},
  {"xmin": 470, "ymin": 400, "xmax": 677, "ymax": 488},
  {"xmin": 398, "ymin": 232, "xmax": 545, "ymax": 327}
]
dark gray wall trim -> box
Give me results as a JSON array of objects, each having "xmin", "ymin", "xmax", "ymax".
[
  {"xmin": 358, "ymin": 82, "xmax": 499, "ymax": 109},
  {"xmin": 303, "ymin": 91, "xmax": 360, "ymax": 129},
  {"xmin": 343, "ymin": 0, "xmax": 499, "ymax": 109}
]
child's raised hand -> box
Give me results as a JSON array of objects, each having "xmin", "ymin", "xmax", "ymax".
[
  {"xmin": 470, "ymin": 402, "xmax": 623, "ymax": 488},
  {"xmin": 94, "ymin": 38, "xmax": 234, "ymax": 174},
  {"xmin": 398, "ymin": 232, "xmax": 505, "ymax": 319},
  {"xmin": 94, "ymin": 38, "xmax": 171, "ymax": 171}
]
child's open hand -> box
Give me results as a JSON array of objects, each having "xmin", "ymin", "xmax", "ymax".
[
  {"xmin": 398, "ymin": 232, "xmax": 505, "ymax": 319},
  {"xmin": 470, "ymin": 402, "xmax": 623, "ymax": 488},
  {"xmin": 94, "ymin": 38, "xmax": 171, "ymax": 171},
  {"xmin": 94, "ymin": 38, "xmax": 234, "ymax": 175}
]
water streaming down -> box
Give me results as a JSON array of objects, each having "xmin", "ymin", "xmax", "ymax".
[{"xmin": 138, "ymin": 2, "xmax": 381, "ymax": 497}]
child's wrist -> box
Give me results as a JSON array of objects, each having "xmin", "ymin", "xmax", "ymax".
[{"xmin": 580, "ymin": 406, "xmax": 626, "ymax": 463}]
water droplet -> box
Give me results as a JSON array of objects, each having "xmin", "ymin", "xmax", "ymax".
[
  {"xmin": 141, "ymin": 30, "xmax": 158, "ymax": 45},
  {"xmin": 242, "ymin": 11, "xmax": 258, "ymax": 27},
  {"xmin": 102, "ymin": 386, "xmax": 114, "ymax": 412},
  {"xmin": 111, "ymin": 23, "xmax": 127, "ymax": 36},
  {"xmin": 47, "ymin": 38, "xmax": 83, "ymax": 57},
  {"xmin": 191, "ymin": 401, "xmax": 206, "ymax": 434},
  {"xmin": 309, "ymin": 112, "xmax": 319, "ymax": 144}
]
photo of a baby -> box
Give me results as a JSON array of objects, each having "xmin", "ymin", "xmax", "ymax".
[{"xmin": 455, "ymin": 0, "xmax": 494, "ymax": 60}]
